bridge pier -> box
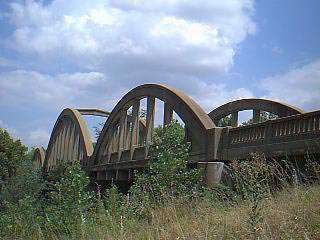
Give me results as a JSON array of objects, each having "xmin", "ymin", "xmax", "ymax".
[{"xmin": 198, "ymin": 162, "xmax": 224, "ymax": 187}]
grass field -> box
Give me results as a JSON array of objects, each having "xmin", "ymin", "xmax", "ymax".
[{"xmin": 75, "ymin": 185, "xmax": 320, "ymax": 240}]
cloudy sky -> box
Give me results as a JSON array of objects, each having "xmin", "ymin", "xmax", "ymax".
[{"xmin": 0, "ymin": 0, "xmax": 319, "ymax": 147}]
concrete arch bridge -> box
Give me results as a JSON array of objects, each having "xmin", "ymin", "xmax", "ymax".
[{"xmin": 33, "ymin": 84, "xmax": 320, "ymax": 186}]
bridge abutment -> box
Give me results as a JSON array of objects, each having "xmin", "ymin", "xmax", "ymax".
[{"xmin": 198, "ymin": 162, "xmax": 225, "ymax": 187}]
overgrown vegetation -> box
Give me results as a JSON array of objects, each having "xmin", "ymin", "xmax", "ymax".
[{"xmin": 0, "ymin": 125, "xmax": 319, "ymax": 239}]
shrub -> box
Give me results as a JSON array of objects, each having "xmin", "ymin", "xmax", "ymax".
[
  {"xmin": 0, "ymin": 128, "xmax": 27, "ymax": 186},
  {"xmin": 43, "ymin": 162, "xmax": 93, "ymax": 235},
  {"xmin": 129, "ymin": 120, "xmax": 202, "ymax": 216}
]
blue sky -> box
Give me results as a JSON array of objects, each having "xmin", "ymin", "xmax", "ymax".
[{"xmin": 0, "ymin": 0, "xmax": 319, "ymax": 147}]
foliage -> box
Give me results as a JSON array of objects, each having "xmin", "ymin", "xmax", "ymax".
[
  {"xmin": 129, "ymin": 120, "xmax": 202, "ymax": 211},
  {"xmin": 241, "ymin": 111, "xmax": 278, "ymax": 126},
  {"xmin": 0, "ymin": 126, "xmax": 320, "ymax": 239},
  {"xmin": 218, "ymin": 115, "xmax": 232, "ymax": 127},
  {"xmin": 0, "ymin": 128, "xmax": 27, "ymax": 185},
  {"xmin": 43, "ymin": 162, "xmax": 93, "ymax": 235},
  {"xmin": 218, "ymin": 111, "xmax": 278, "ymax": 127}
]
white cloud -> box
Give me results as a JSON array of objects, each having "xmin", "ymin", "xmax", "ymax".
[
  {"xmin": 28, "ymin": 129, "xmax": 50, "ymax": 146},
  {"xmin": 0, "ymin": 70, "xmax": 108, "ymax": 109},
  {"xmin": 5, "ymin": 0, "xmax": 255, "ymax": 74},
  {"xmin": 0, "ymin": 57, "xmax": 17, "ymax": 68},
  {"xmin": 0, "ymin": 0, "xmax": 257, "ymax": 147},
  {"xmin": 192, "ymin": 82, "xmax": 254, "ymax": 112},
  {"xmin": 261, "ymin": 59, "xmax": 320, "ymax": 110},
  {"xmin": 1, "ymin": 0, "xmax": 256, "ymax": 110}
]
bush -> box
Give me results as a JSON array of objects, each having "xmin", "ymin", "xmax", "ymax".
[
  {"xmin": 0, "ymin": 128, "xmax": 27, "ymax": 187},
  {"xmin": 129, "ymin": 121, "xmax": 201, "ymax": 208}
]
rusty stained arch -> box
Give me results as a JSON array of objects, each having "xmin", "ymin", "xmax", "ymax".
[
  {"xmin": 209, "ymin": 98, "xmax": 305, "ymax": 126},
  {"xmin": 44, "ymin": 108, "xmax": 94, "ymax": 171},
  {"xmin": 33, "ymin": 146, "xmax": 46, "ymax": 169},
  {"xmin": 93, "ymin": 84, "xmax": 216, "ymax": 165}
]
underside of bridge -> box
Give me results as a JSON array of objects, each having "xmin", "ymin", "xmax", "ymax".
[{"xmin": 33, "ymin": 84, "xmax": 320, "ymax": 186}]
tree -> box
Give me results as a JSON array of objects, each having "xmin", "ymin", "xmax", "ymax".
[
  {"xmin": 130, "ymin": 120, "xmax": 202, "ymax": 204},
  {"xmin": 0, "ymin": 128, "xmax": 27, "ymax": 185},
  {"xmin": 241, "ymin": 111, "xmax": 278, "ymax": 126},
  {"xmin": 218, "ymin": 115, "xmax": 232, "ymax": 127}
]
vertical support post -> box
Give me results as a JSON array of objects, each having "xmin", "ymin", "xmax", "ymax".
[
  {"xmin": 60, "ymin": 125, "xmax": 67, "ymax": 164},
  {"xmin": 51, "ymin": 144, "xmax": 56, "ymax": 168},
  {"xmin": 164, "ymin": 102, "xmax": 173, "ymax": 127},
  {"xmin": 52, "ymin": 135, "xmax": 57, "ymax": 165},
  {"xmin": 64, "ymin": 121, "xmax": 71, "ymax": 162},
  {"xmin": 130, "ymin": 100, "xmax": 140, "ymax": 159},
  {"xmin": 253, "ymin": 109, "xmax": 261, "ymax": 123},
  {"xmin": 118, "ymin": 110, "xmax": 127, "ymax": 161},
  {"xmin": 145, "ymin": 96, "xmax": 155, "ymax": 157},
  {"xmin": 68, "ymin": 124, "xmax": 75, "ymax": 162},
  {"xmin": 125, "ymin": 121, "xmax": 131, "ymax": 150},
  {"xmin": 231, "ymin": 111, "xmax": 238, "ymax": 127},
  {"xmin": 73, "ymin": 132, "xmax": 79, "ymax": 163},
  {"xmin": 56, "ymin": 130, "xmax": 62, "ymax": 164},
  {"xmin": 111, "ymin": 126, "xmax": 118, "ymax": 154}
]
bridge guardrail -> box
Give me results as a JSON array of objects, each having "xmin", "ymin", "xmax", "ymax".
[{"xmin": 220, "ymin": 110, "xmax": 320, "ymax": 159}]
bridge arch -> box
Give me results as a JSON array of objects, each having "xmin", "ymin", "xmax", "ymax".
[
  {"xmin": 44, "ymin": 108, "xmax": 94, "ymax": 171},
  {"xmin": 208, "ymin": 98, "xmax": 304, "ymax": 127},
  {"xmin": 93, "ymin": 84, "xmax": 216, "ymax": 166},
  {"xmin": 33, "ymin": 146, "xmax": 45, "ymax": 169}
]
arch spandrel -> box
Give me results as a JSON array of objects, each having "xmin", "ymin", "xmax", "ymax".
[
  {"xmin": 208, "ymin": 98, "xmax": 304, "ymax": 125},
  {"xmin": 93, "ymin": 84, "xmax": 216, "ymax": 161},
  {"xmin": 44, "ymin": 108, "xmax": 94, "ymax": 171}
]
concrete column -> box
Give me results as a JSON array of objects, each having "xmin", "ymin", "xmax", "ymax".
[
  {"xmin": 164, "ymin": 102, "xmax": 173, "ymax": 127},
  {"xmin": 145, "ymin": 96, "xmax": 155, "ymax": 156},
  {"xmin": 112, "ymin": 126, "xmax": 119, "ymax": 153},
  {"xmin": 253, "ymin": 109, "xmax": 261, "ymax": 123},
  {"xmin": 73, "ymin": 133, "xmax": 79, "ymax": 162},
  {"xmin": 68, "ymin": 124, "xmax": 75, "ymax": 162},
  {"xmin": 51, "ymin": 144, "xmax": 56, "ymax": 168},
  {"xmin": 131, "ymin": 100, "xmax": 140, "ymax": 147},
  {"xmin": 56, "ymin": 128, "xmax": 62, "ymax": 166},
  {"xmin": 118, "ymin": 111, "xmax": 127, "ymax": 161},
  {"xmin": 59, "ymin": 125, "xmax": 66, "ymax": 164},
  {"xmin": 231, "ymin": 111, "xmax": 238, "ymax": 127},
  {"xmin": 130, "ymin": 100, "xmax": 140, "ymax": 159},
  {"xmin": 64, "ymin": 121, "xmax": 71, "ymax": 162},
  {"xmin": 198, "ymin": 162, "xmax": 225, "ymax": 187}
]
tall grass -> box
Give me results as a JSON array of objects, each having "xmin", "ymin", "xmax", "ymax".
[
  {"xmin": 1, "ymin": 185, "xmax": 319, "ymax": 239},
  {"xmin": 1, "ymin": 123, "xmax": 319, "ymax": 239},
  {"xmin": 0, "ymin": 154, "xmax": 319, "ymax": 240}
]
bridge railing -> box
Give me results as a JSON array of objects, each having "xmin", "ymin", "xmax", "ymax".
[{"xmin": 220, "ymin": 110, "xmax": 320, "ymax": 159}]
